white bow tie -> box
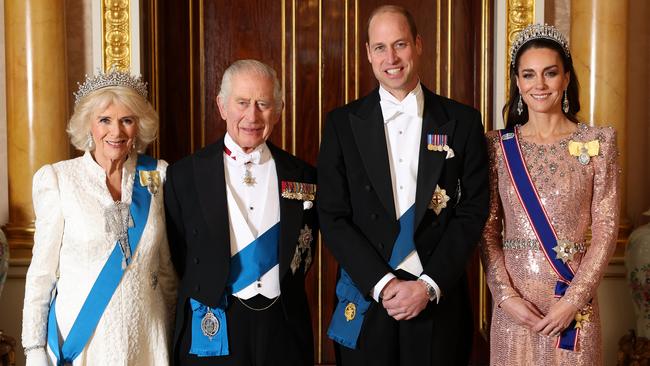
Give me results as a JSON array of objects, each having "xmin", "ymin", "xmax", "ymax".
[
  {"xmin": 380, "ymin": 93, "xmax": 419, "ymax": 122},
  {"xmin": 225, "ymin": 147, "xmax": 262, "ymax": 165},
  {"xmin": 237, "ymin": 150, "xmax": 261, "ymax": 165}
]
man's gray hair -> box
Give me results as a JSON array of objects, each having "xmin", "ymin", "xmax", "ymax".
[{"xmin": 218, "ymin": 59, "xmax": 283, "ymax": 111}]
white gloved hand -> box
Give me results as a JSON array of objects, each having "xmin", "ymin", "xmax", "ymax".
[{"xmin": 25, "ymin": 347, "xmax": 51, "ymax": 366}]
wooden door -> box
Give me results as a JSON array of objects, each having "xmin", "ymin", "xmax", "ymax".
[{"xmin": 142, "ymin": 1, "xmax": 493, "ymax": 364}]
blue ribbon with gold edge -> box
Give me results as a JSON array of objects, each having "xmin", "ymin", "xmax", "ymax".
[
  {"xmin": 499, "ymin": 128, "xmax": 581, "ymax": 351},
  {"xmin": 47, "ymin": 154, "xmax": 157, "ymax": 365},
  {"xmin": 188, "ymin": 222, "xmax": 280, "ymax": 357},
  {"xmin": 327, "ymin": 205, "xmax": 416, "ymax": 349}
]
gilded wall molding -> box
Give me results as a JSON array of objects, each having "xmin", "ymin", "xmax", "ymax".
[
  {"xmin": 102, "ymin": 0, "xmax": 131, "ymax": 71},
  {"xmin": 505, "ymin": 0, "xmax": 534, "ymax": 97}
]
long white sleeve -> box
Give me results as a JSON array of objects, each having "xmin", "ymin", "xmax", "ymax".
[{"xmin": 22, "ymin": 165, "xmax": 64, "ymax": 349}]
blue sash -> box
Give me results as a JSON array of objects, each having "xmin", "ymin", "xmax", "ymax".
[
  {"xmin": 47, "ymin": 155, "xmax": 157, "ymax": 365},
  {"xmin": 327, "ymin": 205, "xmax": 416, "ymax": 349},
  {"xmin": 499, "ymin": 129, "xmax": 580, "ymax": 351},
  {"xmin": 189, "ymin": 222, "xmax": 280, "ymax": 357}
]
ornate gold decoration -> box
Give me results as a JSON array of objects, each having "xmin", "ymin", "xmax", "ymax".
[
  {"xmin": 574, "ymin": 304, "xmax": 593, "ymax": 329},
  {"xmin": 429, "ymin": 185, "xmax": 450, "ymax": 215},
  {"xmin": 505, "ymin": 0, "xmax": 535, "ymax": 99},
  {"xmin": 102, "ymin": 0, "xmax": 131, "ymax": 71},
  {"xmin": 139, "ymin": 170, "xmax": 161, "ymax": 195},
  {"xmin": 568, "ymin": 140, "xmax": 600, "ymax": 165},
  {"xmin": 344, "ymin": 302, "xmax": 356, "ymax": 321}
]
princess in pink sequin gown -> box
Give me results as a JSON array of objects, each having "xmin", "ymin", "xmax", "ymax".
[{"xmin": 481, "ymin": 24, "xmax": 619, "ymax": 365}]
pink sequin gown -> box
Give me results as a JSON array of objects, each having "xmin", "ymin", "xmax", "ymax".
[{"xmin": 481, "ymin": 123, "xmax": 619, "ymax": 365}]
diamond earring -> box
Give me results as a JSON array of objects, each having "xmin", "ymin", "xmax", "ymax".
[
  {"xmin": 517, "ymin": 95, "xmax": 524, "ymax": 115},
  {"xmin": 87, "ymin": 132, "xmax": 95, "ymax": 150},
  {"xmin": 562, "ymin": 90, "xmax": 569, "ymax": 113}
]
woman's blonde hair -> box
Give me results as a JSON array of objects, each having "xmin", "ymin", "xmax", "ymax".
[{"xmin": 67, "ymin": 86, "xmax": 159, "ymax": 153}]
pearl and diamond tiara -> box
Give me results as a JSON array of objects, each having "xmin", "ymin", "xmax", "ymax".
[
  {"xmin": 73, "ymin": 67, "xmax": 148, "ymax": 105},
  {"xmin": 510, "ymin": 23, "xmax": 571, "ymax": 68}
]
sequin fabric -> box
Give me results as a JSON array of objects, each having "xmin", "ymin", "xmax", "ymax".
[{"xmin": 480, "ymin": 124, "xmax": 619, "ymax": 365}]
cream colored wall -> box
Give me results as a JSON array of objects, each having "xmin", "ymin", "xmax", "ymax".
[
  {"xmin": 545, "ymin": 1, "xmax": 649, "ymax": 366},
  {"xmin": 600, "ymin": 1, "xmax": 650, "ymax": 365}
]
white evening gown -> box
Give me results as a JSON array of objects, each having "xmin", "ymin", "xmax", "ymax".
[{"xmin": 22, "ymin": 151, "xmax": 177, "ymax": 366}]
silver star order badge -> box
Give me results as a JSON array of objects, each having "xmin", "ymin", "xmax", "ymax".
[
  {"xmin": 291, "ymin": 225, "xmax": 313, "ymax": 274},
  {"xmin": 553, "ymin": 239, "xmax": 578, "ymax": 263},
  {"xmin": 428, "ymin": 185, "xmax": 450, "ymax": 215}
]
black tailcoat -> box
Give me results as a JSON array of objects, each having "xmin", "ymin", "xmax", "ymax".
[
  {"xmin": 317, "ymin": 86, "xmax": 489, "ymax": 365},
  {"xmin": 164, "ymin": 139, "xmax": 317, "ymax": 365}
]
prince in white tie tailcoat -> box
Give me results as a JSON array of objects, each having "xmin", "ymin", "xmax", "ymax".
[{"xmin": 317, "ymin": 6, "xmax": 489, "ymax": 366}]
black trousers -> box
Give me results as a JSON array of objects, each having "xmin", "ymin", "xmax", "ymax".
[
  {"xmin": 178, "ymin": 295, "xmax": 311, "ymax": 366},
  {"xmin": 336, "ymin": 285, "xmax": 473, "ymax": 366}
]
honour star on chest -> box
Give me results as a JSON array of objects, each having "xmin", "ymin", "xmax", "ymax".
[{"xmin": 429, "ymin": 185, "xmax": 450, "ymax": 215}]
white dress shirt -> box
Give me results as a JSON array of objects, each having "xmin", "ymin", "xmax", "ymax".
[
  {"xmin": 371, "ymin": 83, "xmax": 441, "ymax": 303},
  {"xmin": 223, "ymin": 133, "xmax": 281, "ymax": 299}
]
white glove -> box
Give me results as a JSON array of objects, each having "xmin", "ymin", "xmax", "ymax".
[{"xmin": 25, "ymin": 347, "xmax": 51, "ymax": 366}]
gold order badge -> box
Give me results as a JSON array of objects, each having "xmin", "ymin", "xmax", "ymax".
[
  {"xmin": 428, "ymin": 185, "xmax": 450, "ymax": 215},
  {"xmin": 574, "ymin": 304, "xmax": 593, "ymax": 329},
  {"xmin": 344, "ymin": 302, "xmax": 356, "ymax": 322},
  {"xmin": 139, "ymin": 170, "xmax": 161, "ymax": 195}
]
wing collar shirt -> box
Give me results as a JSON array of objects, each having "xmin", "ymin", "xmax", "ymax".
[
  {"xmin": 372, "ymin": 83, "xmax": 441, "ymax": 303},
  {"xmin": 223, "ymin": 133, "xmax": 281, "ymax": 299}
]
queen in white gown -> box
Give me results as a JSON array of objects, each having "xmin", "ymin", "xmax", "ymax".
[{"xmin": 21, "ymin": 69, "xmax": 177, "ymax": 365}]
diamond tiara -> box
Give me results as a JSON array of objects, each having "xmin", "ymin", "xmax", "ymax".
[
  {"xmin": 74, "ymin": 67, "xmax": 148, "ymax": 105},
  {"xmin": 510, "ymin": 23, "xmax": 571, "ymax": 68}
]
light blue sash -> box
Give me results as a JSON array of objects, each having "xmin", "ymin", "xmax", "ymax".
[
  {"xmin": 47, "ymin": 154, "xmax": 157, "ymax": 365},
  {"xmin": 327, "ymin": 205, "xmax": 415, "ymax": 349},
  {"xmin": 189, "ymin": 222, "xmax": 280, "ymax": 357}
]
